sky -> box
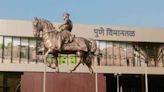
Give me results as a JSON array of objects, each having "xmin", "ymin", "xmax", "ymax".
[{"xmin": 0, "ymin": 0, "xmax": 164, "ymax": 28}]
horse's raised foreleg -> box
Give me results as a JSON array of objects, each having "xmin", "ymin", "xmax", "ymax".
[
  {"xmin": 44, "ymin": 49, "xmax": 52, "ymax": 66},
  {"xmin": 45, "ymin": 49, "xmax": 51, "ymax": 58}
]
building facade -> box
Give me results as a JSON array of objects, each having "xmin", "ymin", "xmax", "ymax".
[{"xmin": 0, "ymin": 19, "xmax": 164, "ymax": 92}]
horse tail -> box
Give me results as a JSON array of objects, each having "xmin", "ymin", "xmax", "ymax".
[
  {"xmin": 83, "ymin": 39, "xmax": 97, "ymax": 66},
  {"xmin": 88, "ymin": 38, "xmax": 97, "ymax": 54},
  {"xmin": 83, "ymin": 52, "xmax": 92, "ymax": 66}
]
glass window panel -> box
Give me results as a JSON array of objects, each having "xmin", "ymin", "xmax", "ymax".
[
  {"xmin": 96, "ymin": 41, "xmax": 100, "ymax": 65},
  {"xmin": 161, "ymin": 44, "xmax": 164, "ymax": 67},
  {"xmin": 99, "ymin": 41, "xmax": 107, "ymax": 66},
  {"xmin": 127, "ymin": 43, "xmax": 134, "ymax": 66},
  {"xmin": 4, "ymin": 37, "xmax": 12, "ymax": 63},
  {"xmin": 29, "ymin": 39, "xmax": 36, "ymax": 63},
  {"xmin": 155, "ymin": 44, "xmax": 163, "ymax": 67},
  {"xmin": 134, "ymin": 44, "xmax": 141, "ymax": 67},
  {"xmin": 12, "ymin": 37, "xmax": 20, "ymax": 63},
  {"xmin": 113, "ymin": 42, "xmax": 120, "ymax": 66},
  {"xmin": 20, "ymin": 38, "xmax": 28, "ymax": 63},
  {"xmin": 149, "ymin": 57, "xmax": 156, "ymax": 67},
  {"xmin": 120, "ymin": 42, "xmax": 127, "ymax": 66},
  {"xmin": 156, "ymin": 46, "xmax": 161, "ymax": 67},
  {"xmin": 0, "ymin": 36, "xmax": 3, "ymax": 63},
  {"xmin": 162, "ymin": 48, "xmax": 164, "ymax": 67},
  {"xmin": 36, "ymin": 39, "xmax": 44, "ymax": 63},
  {"xmin": 157, "ymin": 56, "xmax": 163, "ymax": 67},
  {"xmin": 106, "ymin": 41, "xmax": 113, "ymax": 66},
  {"xmin": 146, "ymin": 43, "xmax": 161, "ymax": 67},
  {"xmin": 139, "ymin": 45, "xmax": 147, "ymax": 67}
]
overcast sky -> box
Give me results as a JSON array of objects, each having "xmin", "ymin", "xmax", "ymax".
[{"xmin": 0, "ymin": 0, "xmax": 164, "ymax": 28}]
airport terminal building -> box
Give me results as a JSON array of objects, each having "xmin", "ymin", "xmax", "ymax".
[{"xmin": 0, "ymin": 19, "xmax": 164, "ymax": 92}]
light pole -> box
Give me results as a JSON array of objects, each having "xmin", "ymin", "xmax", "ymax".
[
  {"xmin": 95, "ymin": 55, "xmax": 98, "ymax": 92},
  {"xmin": 117, "ymin": 75, "xmax": 119, "ymax": 92},
  {"xmin": 145, "ymin": 46, "xmax": 148, "ymax": 92},
  {"xmin": 43, "ymin": 47, "xmax": 46, "ymax": 92},
  {"xmin": 145, "ymin": 60, "xmax": 148, "ymax": 92},
  {"xmin": 115, "ymin": 73, "xmax": 121, "ymax": 92},
  {"xmin": 95, "ymin": 72, "xmax": 98, "ymax": 92}
]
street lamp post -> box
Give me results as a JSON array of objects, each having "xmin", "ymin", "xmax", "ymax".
[
  {"xmin": 43, "ymin": 48, "xmax": 46, "ymax": 92},
  {"xmin": 115, "ymin": 73, "xmax": 121, "ymax": 92},
  {"xmin": 145, "ymin": 60, "xmax": 148, "ymax": 92},
  {"xmin": 145, "ymin": 46, "xmax": 148, "ymax": 92},
  {"xmin": 117, "ymin": 75, "xmax": 119, "ymax": 92}
]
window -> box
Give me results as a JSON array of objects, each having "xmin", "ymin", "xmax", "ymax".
[
  {"xmin": 127, "ymin": 43, "xmax": 134, "ymax": 66},
  {"xmin": 0, "ymin": 72, "xmax": 22, "ymax": 92},
  {"xmin": 139, "ymin": 44, "xmax": 147, "ymax": 67},
  {"xmin": 99, "ymin": 41, "xmax": 107, "ymax": 66},
  {"xmin": 162, "ymin": 46, "xmax": 164, "ymax": 67},
  {"xmin": 113, "ymin": 42, "xmax": 120, "ymax": 66},
  {"xmin": 12, "ymin": 37, "xmax": 20, "ymax": 63},
  {"xmin": 36, "ymin": 39, "xmax": 44, "ymax": 63},
  {"xmin": 0, "ymin": 36, "xmax": 3, "ymax": 63},
  {"xmin": 96, "ymin": 41, "xmax": 100, "ymax": 65},
  {"xmin": 120, "ymin": 42, "xmax": 127, "ymax": 66},
  {"xmin": 29, "ymin": 39, "xmax": 36, "ymax": 63},
  {"xmin": 106, "ymin": 42, "xmax": 113, "ymax": 66},
  {"xmin": 4, "ymin": 37, "xmax": 12, "ymax": 63},
  {"xmin": 20, "ymin": 38, "xmax": 28, "ymax": 63}
]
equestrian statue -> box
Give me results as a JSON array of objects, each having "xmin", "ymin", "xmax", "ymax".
[{"xmin": 32, "ymin": 13, "xmax": 97, "ymax": 73}]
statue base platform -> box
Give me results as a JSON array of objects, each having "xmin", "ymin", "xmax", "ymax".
[{"xmin": 21, "ymin": 72, "xmax": 106, "ymax": 92}]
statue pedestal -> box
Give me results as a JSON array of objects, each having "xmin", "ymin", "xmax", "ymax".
[{"xmin": 21, "ymin": 72, "xmax": 106, "ymax": 92}]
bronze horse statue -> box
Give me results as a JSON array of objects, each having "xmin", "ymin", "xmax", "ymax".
[{"xmin": 32, "ymin": 17, "xmax": 97, "ymax": 73}]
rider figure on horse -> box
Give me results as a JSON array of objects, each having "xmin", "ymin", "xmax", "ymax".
[
  {"xmin": 59, "ymin": 12, "xmax": 73, "ymax": 32},
  {"xmin": 58, "ymin": 12, "xmax": 74, "ymax": 44}
]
